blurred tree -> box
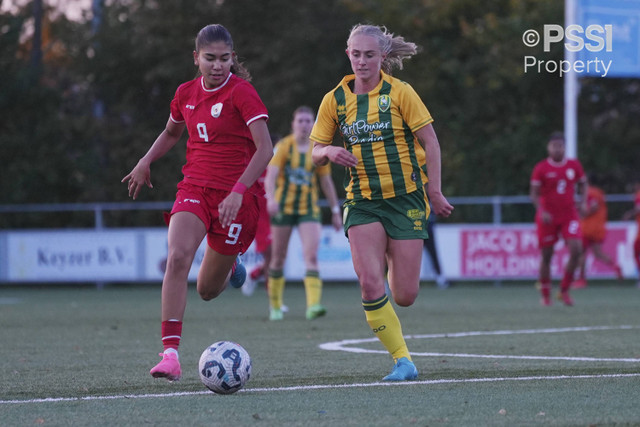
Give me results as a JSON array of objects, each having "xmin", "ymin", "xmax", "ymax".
[
  {"xmin": 0, "ymin": 3, "xmax": 95, "ymax": 209},
  {"xmin": 1, "ymin": 0, "xmax": 638, "ymax": 226}
]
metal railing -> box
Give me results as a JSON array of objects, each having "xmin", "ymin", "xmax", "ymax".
[{"xmin": 0, "ymin": 194, "xmax": 634, "ymax": 229}]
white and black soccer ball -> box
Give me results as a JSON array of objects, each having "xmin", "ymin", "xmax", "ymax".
[{"xmin": 198, "ymin": 341, "xmax": 252, "ymax": 394}]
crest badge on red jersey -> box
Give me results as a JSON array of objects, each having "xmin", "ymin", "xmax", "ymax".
[
  {"xmin": 211, "ymin": 103, "xmax": 223, "ymax": 118},
  {"xmin": 566, "ymin": 168, "xmax": 575, "ymax": 180}
]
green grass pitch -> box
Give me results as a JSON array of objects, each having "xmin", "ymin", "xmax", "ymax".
[{"xmin": 1, "ymin": 281, "xmax": 639, "ymax": 425}]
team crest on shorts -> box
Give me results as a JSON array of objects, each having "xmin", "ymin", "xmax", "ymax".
[
  {"xmin": 211, "ymin": 103, "xmax": 223, "ymax": 118},
  {"xmin": 406, "ymin": 209, "xmax": 425, "ymax": 220},
  {"xmin": 377, "ymin": 95, "xmax": 391, "ymax": 113}
]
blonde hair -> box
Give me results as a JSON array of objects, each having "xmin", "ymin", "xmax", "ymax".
[
  {"xmin": 347, "ymin": 24, "xmax": 418, "ymax": 75},
  {"xmin": 195, "ymin": 24, "xmax": 252, "ymax": 81}
]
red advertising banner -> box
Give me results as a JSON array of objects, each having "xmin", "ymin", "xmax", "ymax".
[{"xmin": 461, "ymin": 225, "xmax": 627, "ymax": 279}]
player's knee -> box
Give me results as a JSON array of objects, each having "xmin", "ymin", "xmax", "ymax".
[
  {"xmin": 166, "ymin": 249, "xmax": 193, "ymax": 274},
  {"xmin": 393, "ymin": 289, "xmax": 418, "ymax": 307},
  {"xmin": 198, "ymin": 286, "xmax": 222, "ymax": 301},
  {"xmin": 356, "ymin": 270, "xmax": 380, "ymax": 291},
  {"xmin": 197, "ymin": 281, "xmax": 224, "ymax": 301}
]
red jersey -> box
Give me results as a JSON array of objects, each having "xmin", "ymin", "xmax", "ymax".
[
  {"xmin": 170, "ymin": 74, "xmax": 268, "ymax": 195},
  {"xmin": 530, "ymin": 157, "xmax": 585, "ymax": 221}
]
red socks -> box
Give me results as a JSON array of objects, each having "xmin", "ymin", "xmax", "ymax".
[
  {"xmin": 539, "ymin": 279, "xmax": 551, "ymax": 299},
  {"xmin": 161, "ymin": 320, "xmax": 182, "ymax": 352},
  {"xmin": 559, "ymin": 270, "xmax": 574, "ymax": 292}
]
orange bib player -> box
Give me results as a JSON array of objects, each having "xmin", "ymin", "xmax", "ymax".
[{"xmin": 572, "ymin": 184, "xmax": 622, "ymax": 288}]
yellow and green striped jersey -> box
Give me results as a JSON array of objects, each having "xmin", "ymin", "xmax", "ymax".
[
  {"xmin": 270, "ymin": 134, "xmax": 331, "ymax": 216},
  {"xmin": 311, "ymin": 71, "xmax": 432, "ymax": 201}
]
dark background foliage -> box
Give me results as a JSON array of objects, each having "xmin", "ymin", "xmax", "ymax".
[{"xmin": 1, "ymin": 0, "xmax": 637, "ymax": 226}]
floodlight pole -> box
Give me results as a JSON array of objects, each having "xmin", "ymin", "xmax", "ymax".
[{"xmin": 564, "ymin": 0, "xmax": 579, "ymax": 159}]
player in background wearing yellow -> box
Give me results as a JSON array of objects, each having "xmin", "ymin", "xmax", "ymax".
[
  {"xmin": 622, "ymin": 180, "xmax": 640, "ymax": 288},
  {"xmin": 122, "ymin": 24, "xmax": 273, "ymax": 381},
  {"xmin": 311, "ymin": 24, "xmax": 453, "ymax": 381},
  {"xmin": 265, "ymin": 106, "xmax": 342, "ymax": 321},
  {"xmin": 572, "ymin": 178, "xmax": 622, "ymax": 288}
]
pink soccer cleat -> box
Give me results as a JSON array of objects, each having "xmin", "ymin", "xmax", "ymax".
[
  {"xmin": 537, "ymin": 282, "xmax": 552, "ymax": 306},
  {"xmin": 558, "ymin": 291, "xmax": 574, "ymax": 307},
  {"xmin": 150, "ymin": 352, "xmax": 182, "ymax": 381}
]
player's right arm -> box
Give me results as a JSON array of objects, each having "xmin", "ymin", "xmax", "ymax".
[
  {"xmin": 122, "ymin": 118, "xmax": 185, "ymax": 200},
  {"xmin": 530, "ymin": 180, "xmax": 539, "ymax": 206},
  {"xmin": 530, "ymin": 165, "xmax": 551, "ymax": 223},
  {"xmin": 310, "ymin": 91, "xmax": 358, "ymax": 168}
]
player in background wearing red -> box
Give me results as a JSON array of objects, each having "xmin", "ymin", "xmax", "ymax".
[
  {"xmin": 572, "ymin": 179, "xmax": 623, "ymax": 288},
  {"xmin": 241, "ymin": 169, "xmax": 273, "ymax": 297},
  {"xmin": 530, "ymin": 132, "xmax": 587, "ymax": 306},
  {"xmin": 622, "ymin": 181, "xmax": 640, "ymax": 288},
  {"xmin": 122, "ymin": 24, "xmax": 273, "ymax": 381}
]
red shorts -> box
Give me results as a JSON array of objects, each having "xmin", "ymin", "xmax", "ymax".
[
  {"xmin": 253, "ymin": 196, "xmax": 272, "ymax": 253},
  {"xmin": 168, "ymin": 182, "xmax": 259, "ymax": 256},
  {"xmin": 536, "ymin": 213, "xmax": 582, "ymax": 248}
]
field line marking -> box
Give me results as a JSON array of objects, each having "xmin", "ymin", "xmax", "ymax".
[
  {"xmin": 3, "ymin": 373, "xmax": 640, "ymax": 405},
  {"xmin": 319, "ymin": 325, "xmax": 640, "ymax": 362}
]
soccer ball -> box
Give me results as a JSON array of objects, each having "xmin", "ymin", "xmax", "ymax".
[{"xmin": 198, "ymin": 341, "xmax": 252, "ymax": 394}]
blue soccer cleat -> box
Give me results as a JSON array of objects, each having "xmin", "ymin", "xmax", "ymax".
[
  {"xmin": 382, "ymin": 357, "xmax": 418, "ymax": 381},
  {"xmin": 229, "ymin": 256, "xmax": 247, "ymax": 289}
]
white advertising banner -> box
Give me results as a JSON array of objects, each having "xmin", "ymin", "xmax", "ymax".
[
  {"xmin": 5, "ymin": 230, "xmax": 140, "ymax": 281},
  {"xmin": 0, "ymin": 222, "xmax": 636, "ymax": 283},
  {"xmin": 140, "ymin": 227, "xmax": 355, "ymax": 282}
]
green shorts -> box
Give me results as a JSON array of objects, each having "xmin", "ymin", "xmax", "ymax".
[
  {"xmin": 342, "ymin": 191, "xmax": 430, "ymax": 240},
  {"xmin": 271, "ymin": 211, "xmax": 320, "ymax": 226}
]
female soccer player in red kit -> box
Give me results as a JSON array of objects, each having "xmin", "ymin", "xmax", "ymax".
[
  {"xmin": 122, "ymin": 24, "xmax": 273, "ymax": 381},
  {"xmin": 530, "ymin": 132, "xmax": 587, "ymax": 306}
]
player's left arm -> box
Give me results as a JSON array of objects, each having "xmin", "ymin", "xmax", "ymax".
[
  {"xmin": 218, "ymin": 119, "xmax": 273, "ymax": 228},
  {"xmin": 415, "ymin": 124, "xmax": 453, "ymax": 218}
]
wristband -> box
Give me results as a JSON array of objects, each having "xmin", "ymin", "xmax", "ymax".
[
  {"xmin": 231, "ymin": 182, "xmax": 247, "ymax": 195},
  {"xmin": 331, "ymin": 206, "xmax": 340, "ymax": 214}
]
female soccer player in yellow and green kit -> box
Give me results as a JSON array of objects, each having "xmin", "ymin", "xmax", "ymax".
[
  {"xmin": 311, "ymin": 24, "xmax": 453, "ymax": 381},
  {"xmin": 265, "ymin": 106, "xmax": 342, "ymax": 321}
]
